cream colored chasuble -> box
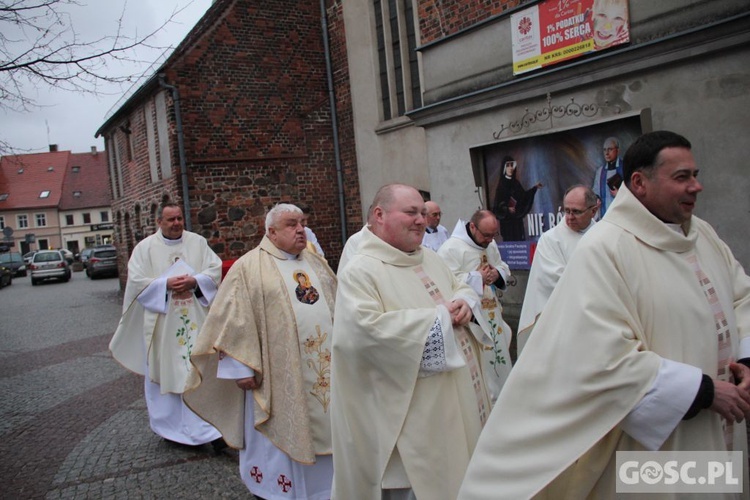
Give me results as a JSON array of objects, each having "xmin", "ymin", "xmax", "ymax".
[
  {"xmin": 438, "ymin": 223, "xmax": 513, "ymax": 401},
  {"xmin": 275, "ymin": 256, "xmax": 333, "ymax": 453},
  {"xmin": 148, "ymin": 259, "xmax": 209, "ymax": 394}
]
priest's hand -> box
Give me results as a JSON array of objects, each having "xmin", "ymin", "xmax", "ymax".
[
  {"xmin": 479, "ymin": 266, "xmax": 496, "ymax": 286},
  {"xmin": 710, "ymin": 376, "xmax": 750, "ymax": 423},
  {"xmin": 236, "ymin": 376, "xmax": 260, "ymax": 391},
  {"xmin": 731, "ymin": 362, "xmax": 750, "ymax": 392},
  {"xmin": 448, "ymin": 299, "xmax": 472, "ymax": 326},
  {"xmin": 168, "ymin": 274, "xmax": 197, "ymax": 293}
]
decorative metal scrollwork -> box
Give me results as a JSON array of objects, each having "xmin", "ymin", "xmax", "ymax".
[{"xmin": 492, "ymin": 93, "xmax": 621, "ymax": 139}]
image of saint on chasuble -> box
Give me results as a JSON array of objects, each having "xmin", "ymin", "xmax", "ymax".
[
  {"xmin": 473, "ymin": 254, "xmax": 513, "ymax": 402},
  {"xmin": 237, "ymin": 256, "xmax": 333, "ymax": 500}
]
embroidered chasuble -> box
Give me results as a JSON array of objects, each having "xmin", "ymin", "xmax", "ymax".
[
  {"xmin": 332, "ymin": 227, "xmax": 494, "ymax": 500},
  {"xmin": 185, "ymin": 236, "xmax": 337, "ymax": 465},
  {"xmin": 109, "ymin": 229, "xmax": 222, "ymax": 445},
  {"xmin": 438, "ymin": 222, "xmax": 513, "ymax": 401},
  {"xmin": 144, "ymin": 260, "xmax": 205, "ymax": 393},
  {"xmin": 459, "ymin": 185, "xmax": 750, "ymax": 499},
  {"xmin": 110, "ymin": 230, "xmax": 222, "ymax": 391},
  {"xmin": 275, "ymin": 257, "xmax": 333, "ymax": 452}
]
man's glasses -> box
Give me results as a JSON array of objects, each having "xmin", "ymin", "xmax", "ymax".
[
  {"xmin": 563, "ymin": 205, "xmax": 597, "ymax": 217},
  {"xmin": 475, "ymin": 226, "xmax": 500, "ymax": 239}
]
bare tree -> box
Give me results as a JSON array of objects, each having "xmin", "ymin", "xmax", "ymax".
[{"xmin": 0, "ymin": 0, "xmax": 184, "ymax": 113}]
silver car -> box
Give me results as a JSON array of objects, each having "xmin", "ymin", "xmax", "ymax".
[
  {"xmin": 85, "ymin": 246, "xmax": 118, "ymax": 279},
  {"xmin": 29, "ymin": 250, "xmax": 71, "ymax": 285}
]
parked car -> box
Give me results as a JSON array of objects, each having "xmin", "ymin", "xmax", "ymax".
[
  {"xmin": 59, "ymin": 248, "xmax": 74, "ymax": 264},
  {"xmin": 78, "ymin": 248, "xmax": 95, "ymax": 264},
  {"xmin": 0, "ymin": 252, "xmax": 27, "ymax": 277},
  {"xmin": 0, "ymin": 265, "xmax": 12, "ymax": 288},
  {"xmin": 29, "ymin": 250, "xmax": 71, "ymax": 285},
  {"xmin": 85, "ymin": 246, "xmax": 118, "ymax": 279},
  {"xmin": 23, "ymin": 251, "xmax": 37, "ymax": 265}
]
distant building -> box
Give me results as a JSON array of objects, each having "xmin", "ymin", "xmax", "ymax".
[
  {"xmin": 0, "ymin": 146, "xmax": 111, "ymax": 255},
  {"xmin": 59, "ymin": 148, "xmax": 114, "ymax": 256}
]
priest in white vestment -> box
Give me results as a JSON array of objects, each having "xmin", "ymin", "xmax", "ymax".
[
  {"xmin": 437, "ymin": 210, "xmax": 513, "ymax": 401},
  {"xmin": 300, "ymin": 202, "xmax": 325, "ymax": 257},
  {"xmin": 516, "ymin": 185, "xmax": 598, "ymax": 353},
  {"xmin": 109, "ymin": 202, "xmax": 223, "ymax": 448},
  {"xmin": 460, "ymin": 131, "xmax": 750, "ymax": 499},
  {"xmin": 185, "ymin": 203, "xmax": 337, "ymax": 500},
  {"xmin": 332, "ymin": 184, "xmax": 495, "ymax": 500},
  {"xmin": 421, "ymin": 200, "xmax": 449, "ymax": 251}
]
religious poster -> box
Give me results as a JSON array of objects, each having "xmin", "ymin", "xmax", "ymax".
[
  {"xmin": 511, "ymin": 0, "xmax": 630, "ymax": 75},
  {"xmin": 471, "ymin": 112, "xmax": 646, "ymax": 269}
]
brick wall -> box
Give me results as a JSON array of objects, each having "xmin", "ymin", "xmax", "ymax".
[
  {"xmin": 418, "ymin": 0, "xmax": 523, "ymax": 44},
  {"xmin": 102, "ymin": 0, "xmax": 361, "ymax": 276}
]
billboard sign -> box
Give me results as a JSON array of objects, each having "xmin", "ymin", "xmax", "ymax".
[{"xmin": 511, "ymin": 0, "xmax": 630, "ymax": 75}]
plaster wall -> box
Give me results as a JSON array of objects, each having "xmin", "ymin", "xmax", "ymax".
[
  {"xmin": 342, "ymin": 0, "xmax": 430, "ymax": 213},
  {"xmin": 425, "ymin": 44, "xmax": 750, "ymax": 293}
]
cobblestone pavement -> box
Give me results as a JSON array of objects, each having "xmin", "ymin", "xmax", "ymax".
[{"xmin": 0, "ymin": 272, "xmax": 251, "ymax": 499}]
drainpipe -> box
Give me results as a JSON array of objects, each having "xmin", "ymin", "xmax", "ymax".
[
  {"xmin": 158, "ymin": 74, "xmax": 192, "ymax": 231},
  {"xmin": 320, "ymin": 0, "xmax": 347, "ymax": 244}
]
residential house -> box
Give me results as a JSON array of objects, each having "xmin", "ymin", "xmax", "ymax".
[
  {"xmin": 58, "ymin": 148, "xmax": 113, "ymax": 256},
  {"xmin": 0, "ymin": 146, "xmax": 113, "ymax": 256}
]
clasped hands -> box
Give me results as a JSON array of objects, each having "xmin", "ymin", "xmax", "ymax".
[
  {"xmin": 167, "ymin": 274, "xmax": 197, "ymax": 293},
  {"xmin": 479, "ymin": 265, "xmax": 499, "ymax": 286},
  {"xmin": 711, "ymin": 362, "xmax": 750, "ymax": 423}
]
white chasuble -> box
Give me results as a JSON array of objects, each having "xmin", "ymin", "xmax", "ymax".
[
  {"xmin": 459, "ymin": 186, "xmax": 750, "ymax": 500},
  {"xmin": 274, "ymin": 257, "xmax": 333, "ymax": 454},
  {"xmin": 332, "ymin": 227, "xmax": 493, "ymax": 500},
  {"xmin": 149, "ymin": 260, "xmax": 209, "ymax": 394},
  {"xmin": 475, "ymin": 259, "xmax": 512, "ymax": 401},
  {"xmin": 438, "ymin": 224, "xmax": 513, "ymax": 401}
]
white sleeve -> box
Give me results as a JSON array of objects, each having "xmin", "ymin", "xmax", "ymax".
[
  {"xmin": 465, "ymin": 271, "xmax": 484, "ymax": 296},
  {"xmin": 217, "ymin": 354, "xmax": 255, "ymax": 380},
  {"xmin": 193, "ymin": 272, "xmax": 218, "ymax": 307},
  {"xmin": 418, "ymin": 304, "xmax": 466, "ymax": 377},
  {"xmin": 620, "ymin": 358, "xmax": 702, "ymax": 450},
  {"xmin": 137, "ymin": 277, "xmax": 169, "ymax": 314}
]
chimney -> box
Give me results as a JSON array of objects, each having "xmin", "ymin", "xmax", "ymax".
[
  {"xmin": 91, "ymin": 146, "xmax": 97, "ymax": 155},
  {"xmin": 49, "ymin": 144, "xmax": 58, "ymax": 152}
]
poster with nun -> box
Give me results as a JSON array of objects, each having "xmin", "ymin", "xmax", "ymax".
[{"xmin": 475, "ymin": 113, "xmax": 644, "ymax": 269}]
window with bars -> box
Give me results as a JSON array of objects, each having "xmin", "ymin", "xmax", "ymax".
[{"xmin": 374, "ymin": 0, "xmax": 422, "ymax": 121}]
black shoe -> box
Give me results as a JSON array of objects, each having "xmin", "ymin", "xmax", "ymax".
[{"xmin": 211, "ymin": 437, "xmax": 228, "ymax": 454}]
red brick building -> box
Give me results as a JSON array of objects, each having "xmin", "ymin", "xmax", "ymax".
[{"xmin": 96, "ymin": 0, "xmax": 360, "ymax": 278}]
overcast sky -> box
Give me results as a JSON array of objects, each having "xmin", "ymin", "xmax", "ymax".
[{"xmin": 1, "ymin": 0, "xmax": 213, "ymax": 154}]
